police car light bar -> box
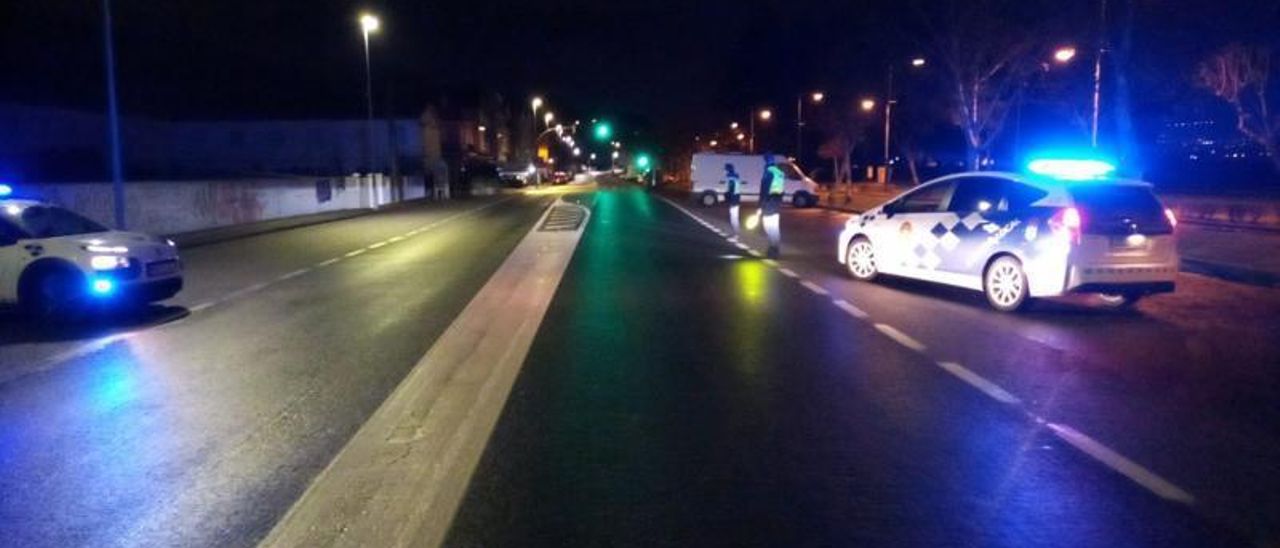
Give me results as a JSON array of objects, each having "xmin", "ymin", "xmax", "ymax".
[
  {"xmin": 0, "ymin": 183, "xmax": 12, "ymax": 197},
  {"xmin": 1026, "ymin": 158, "xmax": 1116, "ymax": 181}
]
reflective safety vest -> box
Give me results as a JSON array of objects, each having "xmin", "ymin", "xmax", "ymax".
[
  {"xmin": 766, "ymin": 166, "xmax": 785, "ymax": 195},
  {"xmin": 725, "ymin": 175, "xmax": 740, "ymax": 195}
]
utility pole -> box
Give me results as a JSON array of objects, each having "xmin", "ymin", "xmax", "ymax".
[
  {"xmin": 883, "ymin": 65, "xmax": 895, "ymax": 166},
  {"xmin": 1090, "ymin": 0, "xmax": 1108, "ymax": 148},
  {"xmin": 102, "ymin": 0, "xmax": 126, "ymax": 229}
]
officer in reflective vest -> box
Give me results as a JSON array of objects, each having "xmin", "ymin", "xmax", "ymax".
[
  {"xmin": 759, "ymin": 154, "xmax": 785, "ymax": 258},
  {"xmin": 723, "ymin": 163, "xmax": 743, "ymax": 239}
]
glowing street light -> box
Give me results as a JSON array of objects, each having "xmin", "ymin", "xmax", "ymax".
[
  {"xmin": 730, "ymin": 122, "xmax": 739, "ymax": 130},
  {"xmin": 759, "ymin": 109, "xmax": 772, "ymax": 121},
  {"xmin": 811, "ymin": 92, "xmax": 825, "ymax": 103},
  {"xmin": 860, "ymin": 98, "xmax": 877, "ymax": 112},
  {"xmin": 709, "ymin": 140, "xmax": 719, "ymax": 147},
  {"xmin": 748, "ymin": 108, "xmax": 772, "ymax": 154},
  {"xmin": 1054, "ymin": 46, "xmax": 1077, "ymax": 63},
  {"xmin": 573, "ymin": 147, "xmax": 581, "ymax": 157},
  {"xmin": 797, "ymin": 91, "xmax": 825, "ymax": 156},
  {"xmin": 358, "ymin": 12, "xmax": 381, "ymax": 174},
  {"xmin": 911, "ymin": 57, "xmax": 927, "ymax": 67},
  {"xmin": 544, "ymin": 111, "xmax": 555, "ymax": 128},
  {"xmin": 736, "ymin": 133, "xmax": 745, "ymax": 141}
]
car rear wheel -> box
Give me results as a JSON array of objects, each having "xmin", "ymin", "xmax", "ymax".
[
  {"xmin": 698, "ymin": 191, "xmax": 718, "ymax": 207},
  {"xmin": 1099, "ymin": 292, "xmax": 1143, "ymax": 308},
  {"xmin": 845, "ymin": 237, "xmax": 878, "ymax": 281},
  {"xmin": 984, "ymin": 256, "xmax": 1029, "ymax": 312},
  {"xmin": 792, "ymin": 191, "xmax": 814, "ymax": 208}
]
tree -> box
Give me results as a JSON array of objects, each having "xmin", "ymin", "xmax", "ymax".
[
  {"xmin": 1197, "ymin": 44, "xmax": 1280, "ymax": 173},
  {"xmin": 912, "ymin": 0, "xmax": 1060, "ymax": 170},
  {"xmin": 816, "ymin": 100, "xmax": 873, "ymax": 186}
]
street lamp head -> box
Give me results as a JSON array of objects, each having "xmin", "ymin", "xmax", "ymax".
[
  {"xmin": 573, "ymin": 147, "xmax": 581, "ymax": 156},
  {"xmin": 544, "ymin": 112, "xmax": 555, "ymax": 125},
  {"xmin": 359, "ymin": 13, "xmax": 380, "ymax": 34},
  {"xmin": 531, "ymin": 97, "xmax": 543, "ymax": 110},
  {"xmin": 736, "ymin": 133, "xmax": 745, "ymax": 141},
  {"xmin": 730, "ymin": 122, "xmax": 739, "ymax": 130},
  {"xmin": 811, "ymin": 92, "xmax": 825, "ymax": 103},
  {"xmin": 759, "ymin": 109, "xmax": 772, "ymax": 121},
  {"xmin": 860, "ymin": 98, "xmax": 877, "ymax": 112},
  {"xmin": 1054, "ymin": 46, "xmax": 1077, "ymax": 63},
  {"xmin": 911, "ymin": 57, "xmax": 927, "ymax": 68},
  {"xmin": 478, "ymin": 125, "xmax": 486, "ymax": 132}
]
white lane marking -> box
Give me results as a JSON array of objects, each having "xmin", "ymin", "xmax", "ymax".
[
  {"xmin": 832, "ymin": 298, "xmax": 869, "ymax": 319},
  {"xmin": 368, "ymin": 241, "xmax": 388, "ymax": 249},
  {"xmin": 388, "ymin": 235, "xmax": 406, "ymax": 243},
  {"xmin": 188, "ymin": 302, "xmax": 215, "ymax": 313},
  {"xmin": 800, "ymin": 280, "xmax": 830, "ymax": 296},
  {"xmin": 873, "ymin": 323, "xmax": 928, "ymax": 354},
  {"xmin": 762, "ymin": 259, "xmax": 779, "ymax": 268},
  {"xmin": 345, "ymin": 249, "xmax": 366, "ymax": 258},
  {"xmin": 735, "ymin": 242, "xmax": 751, "ymax": 251},
  {"xmin": 778, "ymin": 267, "xmax": 800, "ymax": 278},
  {"xmin": 316, "ymin": 258, "xmax": 341, "ymax": 268},
  {"xmin": 277, "ymin": 268, "xmax": 310, "ymax": 282},
  {"xmin": 1046, "ymin": 423, "xmax": 1196, "ymax": 505},
  {"xmin": 935, "ymin": 361, "xmax": 1021, "ymax": 405},
  {"xmin": 747, "ymin": 249, "xmax": 763, "ymax": 258},
  {"xmin": 263, "ymin": 199, "xmax": 590, "ymax": 547}
]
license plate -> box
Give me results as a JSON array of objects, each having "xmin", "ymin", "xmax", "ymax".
[
  {"xmin": 147, "ymin": 260, "xmax": 180, "ymax": 277},
  {"xmin": 1110, "ymin": 234, "xmax": 1148, "ymax": 250}
]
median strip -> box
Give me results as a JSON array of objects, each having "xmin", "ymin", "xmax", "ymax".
[{"xmin": 262, "ymin": 198, "xmax": 590, "ymax": 547}]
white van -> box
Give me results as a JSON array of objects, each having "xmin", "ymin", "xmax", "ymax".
[{"xmin": 690, "ymin": 153, "xmax": 820, "ymax": 208}]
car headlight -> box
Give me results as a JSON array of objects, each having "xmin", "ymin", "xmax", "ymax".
[
  {"xmin": 84, "ymin": 244, "xmax": 129, "ymax": 254},
  {"xmin": 91, "ymin": 255, "xmax": 130, "ymax": 270}
]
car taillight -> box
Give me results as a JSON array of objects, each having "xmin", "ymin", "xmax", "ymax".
[
  {"xmin": 1164, "ymin": 207, "xmax": 1178, "ymax": 228},
  {"xmin": 1049, "ymin": 206, "xmax": 1083, "ymax": 244}
]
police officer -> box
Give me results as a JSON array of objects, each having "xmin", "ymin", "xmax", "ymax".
[
  {"xmin": 723, "ymin": 163, "xmax": 743, "ymax": 239},
  {"xmin": 759, "ymin": 154, "xmax": 786, "ymax": 258}
]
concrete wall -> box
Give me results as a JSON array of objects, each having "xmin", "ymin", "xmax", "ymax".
[{"xmin": 29, "ymin": 175, "xmax": 421, "ymax": 235}]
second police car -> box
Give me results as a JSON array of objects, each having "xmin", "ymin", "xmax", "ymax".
[
  {"xmin": 0, "ymin": 184, "xmax": 183, "ymax": 318},
  {"xmin": 836, "ymin": 159, "xmax": 1178, "ymax": 312}
]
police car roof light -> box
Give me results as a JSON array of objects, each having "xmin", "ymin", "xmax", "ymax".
[
  {"xmin": 1026, "ymin": 158, "xmax": 1116, "ymax": 181},
  {"xmin": 0, "ymin": 183, "xmax": 12, "ymax": 197}
]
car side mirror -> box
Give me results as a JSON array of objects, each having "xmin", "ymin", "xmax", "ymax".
[{"xmin": 882, "ymin": 201, "xmax": 900, "ymax": 217}]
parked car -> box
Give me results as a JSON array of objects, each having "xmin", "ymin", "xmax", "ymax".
[{"xmin": 690, "ymin": 153, "xmax": 820, "ymax": 208}]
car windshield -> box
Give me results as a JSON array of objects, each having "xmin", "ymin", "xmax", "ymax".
[{"xmin": 2, "ymin": 203, "xmax": 109, "ymax": 238}]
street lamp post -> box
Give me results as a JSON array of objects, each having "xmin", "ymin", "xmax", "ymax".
[
  {"xmin": 1089, "ymin": 0, "xmax": 1108, "ymax": 148},
  {"xmin": 359, "ymin": 13, "xmax": 380, "ymax": 173},
  {"xmin": 101, "ymin": 0, "xmax": 126, "ymax": 229},
  {"xmin": 750, "ymin": 108, "xmax": 771, "ymax": 154},
  {"xmin": 796, "ymin": 92, "xmax": 824, "ymax": 160}
]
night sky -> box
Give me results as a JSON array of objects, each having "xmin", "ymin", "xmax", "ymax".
[{"xmin": 1, "ymin": 1, "xmax": 1276, "ymax": 142}]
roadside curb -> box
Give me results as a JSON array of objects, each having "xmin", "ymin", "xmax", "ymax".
[{"xmin": 1180, "ymin": 258, "xmax": 1280, "ymax": 288}]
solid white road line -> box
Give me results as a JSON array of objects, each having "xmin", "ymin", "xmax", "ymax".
[
  {"xmin": 277, "ymin": 268, "xmax": 310, "ymax": 282},
  {"xmin": 263, "ymin": 199, "xmax": 590, "ymax": 548},
  {"xmin": 1047, "ymin": 423, "xmax": 1196, "ymax": 504},
  {"xmin": 832, "ymin": 298, "xmax": 869, "ymax": 319},
  {"xmin": 935, "ymin": 361, "xmax": 1021, "ymax": 405},
  {"xmin": 873, "ymin": 323, "xmax": 928, "ymax": 354},
  {"xmin": 800, "ymin": 280, "xmax": 829, "ymax": 296}
]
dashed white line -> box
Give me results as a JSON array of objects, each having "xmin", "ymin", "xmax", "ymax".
[
  {"xmin": 388, "ymin": 235, "xmax": 406, "ymax": 243},
  {"xmin": 344, "ymin": 249, "xmax": 366, "ymax": 258},
  {"xmin": 778, "ymin": 267, "xmax": 800, "ymax": 278},
  {"xmin": 873, "ymin": 323, "xmax": 928, "ymax": 353},
  {"xmin": 1046, "ymin": 423, "xmax": 1195, "ymax": 504},
  {"xmin": 935, "ymin": 361, "xmax": 1021, "ymax": 405},
  {"xmin": 187, "ymin": 302, "xmax": 215, "ymax": 313},
  {"xmin": 316, "ymin": 258, "xmax": 341, "ymax": 268},
  {"xmin": 367, "ymin": 241, "xmax": 387, "ymax": 249},
  {"xmin": 762, "ymin": 259, "xmax": 779, "ymax": 268},
  {"xmin": 277, "ymin": 268, "xmax": 310, "ymax": 281},
  {"xmin": 832, "ymin": 298, "xmax": 869, "ymax": 319},
  {"xmin": 799, "ymin": 280, "xmax": 830, "ymax": 296},
  {"xmin": 734, "ymin": 242, "xmax": 751, "ymax": 251}
]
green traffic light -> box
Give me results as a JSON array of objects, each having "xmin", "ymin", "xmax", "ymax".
[
  {"xmin": 594, "ymin": 122, "xmax": 612, "ymax": 141},
  {"xmin": 635, "ymin": 154, "xmax": 651, "ymax": 171}
]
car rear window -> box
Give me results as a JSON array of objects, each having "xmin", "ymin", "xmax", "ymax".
[{"xmin": 1069, "ymin": 185, "xmax": 1171, "ymax": 235}]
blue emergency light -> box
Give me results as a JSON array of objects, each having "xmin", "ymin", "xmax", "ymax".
[
  {"xmin": 90, "ymin": 277, "xmax": 116, "ymax": 297},
  {"xmin": 1026, "ymin": 158, "xmax": 1116, "ymax": 181},
  {"xmin": 0, "ymin": 183, "xmax": 12, "ymax": 197}
]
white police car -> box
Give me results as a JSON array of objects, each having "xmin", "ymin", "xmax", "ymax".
[
  {"xmin": 0, "ymin": 184, "xmax": 183, "ymax": 317},
  {"xmin": 836, "ymin": 160, "xmax": 1178, "ymax": 312}
]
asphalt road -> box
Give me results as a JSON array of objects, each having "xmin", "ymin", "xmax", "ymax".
[
  {"xmin": 447, "ymin": 185, "xmax": 1257, "ymax": 546},
  {"xmin": 0, "ymin": 195, "xmax": 550, "ymax": 547}
]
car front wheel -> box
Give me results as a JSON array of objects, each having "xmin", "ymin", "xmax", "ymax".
[
  {"xmin": 984, "ymin": 256, "xmax": 1030, "ymax": 312},
  {"xmin": 845, "ymin": 237, "xmax": 878, "ymax": 281},
  {"xmin": 698, "ymin": 191, "xmax": 718, "ymax": 207}
]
